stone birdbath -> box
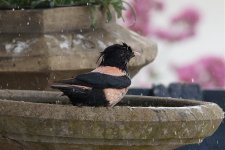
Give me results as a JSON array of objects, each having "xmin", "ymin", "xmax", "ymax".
[{"xmin": 0, "ymin": 90, "xmax": 223, "ymax": 150}]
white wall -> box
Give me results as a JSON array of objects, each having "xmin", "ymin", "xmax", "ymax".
[{"xmin": 131, "ymin": 0, "xmax": 225, "ymax": 87}]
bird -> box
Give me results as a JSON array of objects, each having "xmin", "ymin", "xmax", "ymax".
[{"xmin": 51, "ymin": 42, "xmax": 138, "ymax": 107}]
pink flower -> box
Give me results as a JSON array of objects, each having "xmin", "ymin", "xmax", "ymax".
[
  {"xmin": 154, "ymin": 29, "xmax": 195, "ymax": 42},
  {"xmin": 175, "ymin": 56, "xmax": 225, "ymax": 89},
  {"xmin": 172, "ymin": 7, "xmax": 200, "ymax": 26},
  {"xmin": 121, "ymin": 1, "xmax": 201, "ymax": 42},
  {"xmin": 123, "ymin": 0, "xmax": 164, "ymax": 36},
  {"xmin": 152, "ymin": 0, "xmax": 164, "ymax": 11},
  {"xmin": 154, "ymin": 7, "xmax": 200, "ymax": 42}
]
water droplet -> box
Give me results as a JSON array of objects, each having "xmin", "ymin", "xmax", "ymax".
[
  {"xmin": 127, "ymin": 101, "xmax": 131, "ymax": 107},
  {"xmin": 148, "ymin": 127, "xmax": 152, "ymax": 132},
  {"xmin": 163, "ymin": 129, "xmax": 168, "ymax": 135},
  {"xmin": 55, "ymin": 100, "xmax": 60, "ymax": 104},
  {"xmin": 181, "ymin": 123, "xmax": 185, "ymax": 128},
  {"xmin": 126, "ymin": 140, "xmax": 129, "ymax": 145}
]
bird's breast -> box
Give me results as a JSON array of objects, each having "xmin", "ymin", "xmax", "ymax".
[
  {"xmin": 92, "ymin": 66, "xmax": 126, "ymax": 76},
  {"xmin": 103, "ymin": 88, "xmax": 128, "ymax": 106}
]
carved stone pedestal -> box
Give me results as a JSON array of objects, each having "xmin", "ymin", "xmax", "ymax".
[{"xmin": 0, "ymin": 6, "xmax": 157, "ymax": 90}]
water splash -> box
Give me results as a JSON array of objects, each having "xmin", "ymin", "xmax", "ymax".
[{"xmin": 5, "ymin": 40, "xmax": 30, "ymax": 54}]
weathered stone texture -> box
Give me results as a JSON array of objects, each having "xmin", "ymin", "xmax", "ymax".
[
  {"xmin": 0, "ymin": 90, "xmax": 223, "ymax": 150},
  {"xmin": 0, "ymin": 7, "xmax": 157, "ymax": 90}
]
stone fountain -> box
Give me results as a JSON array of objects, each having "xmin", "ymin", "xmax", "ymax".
[
  {"xmin": 0, "ymin": 6, "xmax": 157, "ymax": 90},
  {"xmin": 0, "ymin": 90, "xmax": 223, "ymax": 150}
]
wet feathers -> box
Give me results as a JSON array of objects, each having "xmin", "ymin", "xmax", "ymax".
[{"xmin": 51, "ymin": 43, "xmax": 135, "ymax": 107}]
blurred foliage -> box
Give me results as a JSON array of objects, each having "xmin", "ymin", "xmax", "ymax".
[{"xmin": 0, "ymin": 0, "xmax": 126, "ymax": 23}]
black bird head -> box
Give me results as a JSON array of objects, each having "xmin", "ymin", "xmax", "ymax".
[{"xmin": 98, "ymin": 43, "xmax": 135, "ymax": 72}]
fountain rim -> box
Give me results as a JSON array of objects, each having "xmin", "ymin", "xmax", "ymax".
[
  {"xmin": 0, "ymin": 89, "xmax": 211, "ymax": 107},
  {"xmin": 0, "ymin": 90, "xmax": 223, "ymax": 149},
  {"xmin": 0, "ymin": 89, "xmax": 223, "ymax": 122}
]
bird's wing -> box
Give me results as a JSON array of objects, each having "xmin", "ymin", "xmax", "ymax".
[
  {"xmin": 52, "ymin": 72, "xmax": 131, "ymax": 89},
  {"xmin": 51, "ymin": 84, "xmax": 92, "ymax": 90},
  {"xmin": 55, "ymin": 78, "xmax": 88, "ymax": 86},
  {"xmin": 75, "ymin": 72, "xmax": 131, "ymax": 88},
  {"xmin": 51, "ymin": 77, "xmax": 91, "ymax": 90}
]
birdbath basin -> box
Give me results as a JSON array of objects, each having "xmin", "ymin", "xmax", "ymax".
[{"xmin": 0, "ymin": 90, "xmax": 223, "ymax": 150}]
